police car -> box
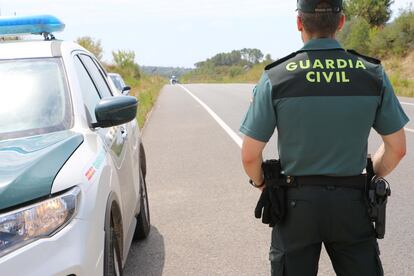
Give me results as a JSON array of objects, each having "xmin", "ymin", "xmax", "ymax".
[
  {"xmin": 0, "ymin": 15, "xmax": 150, "ymax": 275},
  {"xmin": 108, "ymin": 73, "xmax": 131, "ymax": 95}
]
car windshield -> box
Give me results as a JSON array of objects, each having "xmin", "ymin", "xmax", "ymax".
[{"xmin": 0, "ymin": 58, "xmax": 71, "ymax": 140}]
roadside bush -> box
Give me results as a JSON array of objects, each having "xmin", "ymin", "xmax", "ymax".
[
  {"xmin": 229, "ymin": 66, "xmax": 243, "ymax": 78},
  {"xmin": 370, "ymin": 10, "xmax": 414, "ymax": 57},
  {"xmin": 339, "ymin": 17, "xmax": 372, "ymax": 53},
  {"xmin": 391, "ymin": 10, "xmax": 414, "ymax": 55}
]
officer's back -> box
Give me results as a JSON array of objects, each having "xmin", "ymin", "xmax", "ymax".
[{"xmin": 240, "ymin": 0, "xmax": 408, "ymax": 275}]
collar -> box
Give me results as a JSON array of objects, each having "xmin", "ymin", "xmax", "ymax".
[{"xmin": 299, "ymin": 38, "xmax": 343, "ymax": 52}]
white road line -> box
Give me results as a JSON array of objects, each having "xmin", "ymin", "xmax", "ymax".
[
  {"xmin": 405, "ymin": 128, "xmax": 414, "ymax": 133},
  {"xmin": 401, "ymin": 102, "xmax": 414, "ymax": 106},
  {"xmin": 178, "ymin": 84, "xmax": 243, "ymax": 148}
]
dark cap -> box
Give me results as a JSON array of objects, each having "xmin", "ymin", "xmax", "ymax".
[{"xmin": 297, "ymin": 0, "xmax": 343, "ymax": 13}]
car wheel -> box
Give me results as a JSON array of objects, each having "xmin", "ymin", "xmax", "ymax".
[
  {"xmin": 139, "ymin": 143, "xmax": 146, "ymax": 179},
  {"xmin": 104, "ymin": 217, "xmax": 123, "ymax": 276},
  {"xmin": 133, "ymin": 168, "xmax": 150, "ymax": 240}
]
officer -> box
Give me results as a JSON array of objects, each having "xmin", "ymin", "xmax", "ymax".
[{"xmin": 240, "ymin": 0, "xmax": 409, "ymax": 275}]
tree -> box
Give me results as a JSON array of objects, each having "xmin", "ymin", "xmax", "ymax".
[
  {"xmin": 240, "ymin": 48, "xmax": 264, "ymax": 64},
  {"xmin": 112, "ymin": 50, "xmax": 140, "ymax": 79},
  {"xmin": 113, "ymin": 50, "xmax": 136, "ymax": 68},
  {"xmin": 344, "ymin": 0, "xmax": 394, "ymax": 26},
  {"xmin": 76, "ymin": 36, "xmax": 103, "ymax": 61},
  {"xmin": 264, "ymin": 54, "xmax": 273, "ymax": 63},
  {"xmin": 369, "ymin": 8, "xmax": 414, "ymax": 57},
  {"xmin": 339, "ymin": 17, "xmax": 372, "ymax": 53}
]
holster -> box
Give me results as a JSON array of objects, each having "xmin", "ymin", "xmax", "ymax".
[{"xmin": 366, "ymin": 157, "xmax": 391, "ymax": 239}]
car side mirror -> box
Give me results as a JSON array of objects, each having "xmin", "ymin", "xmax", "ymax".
[
  {"xmin": 122, "ymin": 86, "xmax": 131, "ymax": 95},
  {"xmin": 93, "ymin": 96, "xmax": 137, "ymax": 128}
]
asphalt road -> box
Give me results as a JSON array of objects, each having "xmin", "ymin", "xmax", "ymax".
[{"xmin": 124, "ymin": 84, "xmax": 414, "ymax": 276}]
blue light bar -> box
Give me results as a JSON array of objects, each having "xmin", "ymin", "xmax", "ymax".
[{"xmin": 0, "ymin": 15, "xmax": 65, "ymax": 36}]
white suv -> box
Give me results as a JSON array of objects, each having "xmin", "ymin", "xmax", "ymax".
[{"xmin": 0, "ymin": 15, "xmax": 150, "ymax": 276}]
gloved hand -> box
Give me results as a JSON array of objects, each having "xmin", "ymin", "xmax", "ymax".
[
  {"xmin": 255, "ymin": 187, "xmax": 273, "ymax": 226},
  {"xmin": 255, "ymin": 186, "xmax": 285, "ymax": 227}
]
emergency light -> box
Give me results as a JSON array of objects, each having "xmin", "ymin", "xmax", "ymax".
[{"xmin": 0, "ymin": 15, "xmax": 65, "ymax": 38}]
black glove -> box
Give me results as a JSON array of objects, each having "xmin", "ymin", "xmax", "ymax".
[
  {"xmin": 267, "ymin": 185, "xmax": 286, "ymax": 225},
  {"xmin": 255, "ymin": 159, "xmax": 287, "ymax": 227},
  {"xmin": 255, "ymin": 187, "xmax": 273, "ymax": 226},
  {"xmin": 254, "ymin": 186, "xmax": 286, "ymax": 227}
]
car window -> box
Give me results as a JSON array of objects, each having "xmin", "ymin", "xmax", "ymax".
[
  {"xmin": 78, "ymin": 55, "xmax": 113, "ymax": 98},
  {"xmin": 73, "ymin": 56, "xmax": 101, "ymax": 123},
  {"xmin": 117, "ymin": 75, "xmax": 126, "ymax": 88},
  {"xmin": 110, "ymin": 75, "xmax": 124, "ymax": 92},
  {"xmin": 0, "ymin": 58, "xmax": 71, "ymax": 140},
  {"xmin": 92, "ymin": 58, "xmax": 108, "ymax": 78}
]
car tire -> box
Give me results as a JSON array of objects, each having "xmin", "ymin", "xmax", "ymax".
[
  {"xmin": 140, "ymin": 143, "xmax": 146, "ymax": 179},
  {"xmin": 133, "ymin": 168, "xmax": 150, "ymax": 240},
  {"xmin": 104, "ymin": 216, "xmax": 123, "ymax": 276}
]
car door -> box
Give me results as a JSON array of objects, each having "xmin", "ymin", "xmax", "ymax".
[
  {"xmin": 75, "ymin": 54, "xmax": 139, "ymax": 236},
  {"xmin": 91, "ymin": 60, "xmax": 141, "ymax": 198}
]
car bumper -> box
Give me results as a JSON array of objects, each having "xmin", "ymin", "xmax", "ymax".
[{"xmin": 0, "ymin": 218, "xmax": 104, "ymax": 276}]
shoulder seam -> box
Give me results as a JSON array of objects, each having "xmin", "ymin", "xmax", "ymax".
[
  {"xmin": 265, "ymin": 52, "xmax": 297, "ymax": 70},
  {"xmin": 347, "ymin": 49, "xmax": 381, "ymax": 64}
]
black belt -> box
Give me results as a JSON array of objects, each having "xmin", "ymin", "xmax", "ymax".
[{"xmin": 281, "ymin": 175, "xmax": 366, "ymax": 190}]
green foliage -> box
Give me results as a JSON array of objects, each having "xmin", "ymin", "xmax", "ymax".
[
  {"xmin": 344, "ymin": 0, "xmax": 394, "ymax": 26},
  {"xmin": 264, "ymin": 54, "xmax": 273, "ymax": 63},
  {"xmin": 112, "ymin": 50, "xmax": 135, "ymax": 68},
  {"xmin": 135, "ymin": 75, "xmax": 168, "ymax": 127},
  {"xmin": 240, "ymin": 48, "xmax": 264, "ymax": 64},
  {"xmin": 185, "ymin": 48, "xmax": 266, "ymax": 83},
  {"xmin": 76, "ymin": 36, "xmax": 103, "ymax": 61},
  {"xmin": 74, "ymin": 37, "xmax": 166, "ymax": 127},
  {"xmin": 195, "ymin": 48, "xmax": 264, "ymax": 68},
  {"xmin": 181, "ymin": 62, "xmax": 265, "ymax": 84},
  {"xmin": 338, "ymin": 17, "xmax": 371, "ymax": 53},
  {"xmin": 111, "ymin": 50, "xmax": 141, "ymax": 80},
  {"xmin": 387, "ymin": 70, "xmax": 414, "ymax": 97},
  {"xmin": 339, "ymin": 6, "xmax": 414, "ymax": 57},
  {"xmin": 371, "ymin": 9, "xmax": 414, "ymax": 56},
  {"xmin": 140, "ymin": 66, "xmax": 192, "ymax": 78}
]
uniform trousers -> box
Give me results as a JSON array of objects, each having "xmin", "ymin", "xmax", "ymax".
[{"xmin": 270, "ymin": 185, "xmax": 384, "ymax": 276}]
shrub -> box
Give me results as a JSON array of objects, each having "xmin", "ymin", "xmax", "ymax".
[{"xmin": 339, "ymin": 17, "xmax": 372, "ymax": 53}]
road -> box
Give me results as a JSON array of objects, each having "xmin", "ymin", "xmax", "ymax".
[{"xmin": 124, "ymin": 84, "xmax": 414, "ymax": 276}]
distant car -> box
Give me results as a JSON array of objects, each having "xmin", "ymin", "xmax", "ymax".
[
  {"xmin": 0, "ymin": 15, "xmax": 150, "ymax": 276},
  {"xmin": 108, "ymin": 72, "xmax": 131, "ymax": 95},
  {"xmin": 170, "ymin": 75, "xmax": 178, "ymax": 85}
]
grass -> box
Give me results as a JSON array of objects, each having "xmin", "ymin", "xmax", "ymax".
[
  {"xmin": 181, "ymin": 63, "xmax": 265, "ymax": 84},
  {"xmin": 128, "ymin": 74, "xmax": 167, "ymax": 128},
  {"xmin": 383, "ymin": 53, "xmax": 414, "ymax": 98}
]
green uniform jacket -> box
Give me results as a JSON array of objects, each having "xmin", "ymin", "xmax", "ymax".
[{"xmin": 240, "ymin": 39, "xmax": 409, "ymax": 176}]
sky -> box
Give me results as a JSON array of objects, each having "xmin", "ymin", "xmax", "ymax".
[{"xmin": 0, "ymin": 0, "xmax": 412, "ymax": 68}]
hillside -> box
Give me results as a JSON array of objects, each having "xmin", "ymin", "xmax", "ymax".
[
  {"xmin": 383, "ymin": 51, "xmax": 414, "ymax": 97},
  {"xmin": 141, "ymin": 66, "xmax": 192, "ymax": 78}
]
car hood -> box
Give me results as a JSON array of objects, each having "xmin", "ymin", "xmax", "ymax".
[{"xmin": 0, "ymin": 131, "xmax": 84, "ymax": 211}]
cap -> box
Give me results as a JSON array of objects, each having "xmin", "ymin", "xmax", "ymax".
[{"xmin": 297, "ymin": 0, "xmax": 343, "ymax": 13}]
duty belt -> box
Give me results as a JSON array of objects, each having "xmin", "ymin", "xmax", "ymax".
[{"xmin": 281, "ymin": 175, "xmax": 366, "ymax": 190}]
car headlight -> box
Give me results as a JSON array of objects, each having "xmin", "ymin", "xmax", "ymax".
[{"xmin": 0, "ymin": 186, "xmax": 80, "ymax": 258}]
